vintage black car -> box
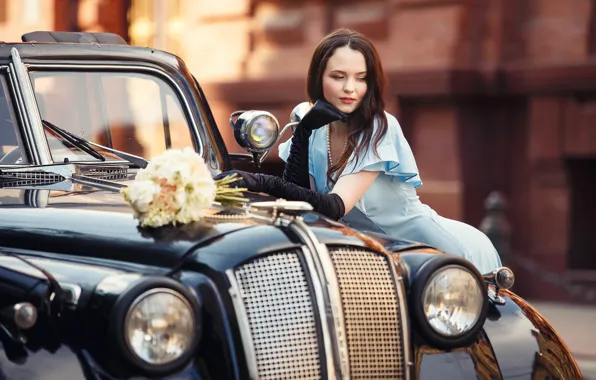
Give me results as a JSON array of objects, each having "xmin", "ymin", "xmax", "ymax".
[{"xmin": 0, "ymin": 31, "xmax": 582, "ymax": 379}]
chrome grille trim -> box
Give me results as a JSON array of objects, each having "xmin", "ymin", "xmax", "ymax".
[
  {"xmin": 227, "ymin": 251, "xmax": 322, "ymax": 380},
  {"xmin": 297, "ymin": 244, "xmax": 338, "ymax": 380},
  {"xmin": 287, "ymin": 217, "xmax": 350, "ymax": 380},
  {"xmin": 0, "ymin": 171, "xmax": 64, "ymax": 186},
  {"xmin": 77, "ymin": 165, "xmax": 128, "ymax": 179},
  {"xmin": 329, "ymin": 248, "xmax": 407, "ymax": 379},
  {"xmin": 226, "ymin": 269, "xmax": 258, "ymax": 378},
  {"xmin": 389, "ymin": 254, "xmax": 413, "ymax": 379}
]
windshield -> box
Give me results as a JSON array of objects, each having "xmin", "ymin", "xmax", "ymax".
[
  {"xmin": 43, "ymin": 121, "xmax": 121, "ymax": 163},
  {"xmin": 30, "ymin": 70, "xmax": 194, "ymax": 162}
]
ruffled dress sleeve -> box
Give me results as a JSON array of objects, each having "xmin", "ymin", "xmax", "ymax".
[{"xmin": 343, "ymin": 112, "xmax": 422, "ymax": 188}]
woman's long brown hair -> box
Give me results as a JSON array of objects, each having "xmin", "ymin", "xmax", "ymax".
[{"xmin": 306, "ymin": 28, "xmax": 388, "ymax": 186}]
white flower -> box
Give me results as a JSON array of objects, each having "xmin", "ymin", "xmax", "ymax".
[
  {"xmin": 122, "ymin": 180, "xmax": 160, "ymax": 213},
  {"xmin": 121, "ymin": 148, "xmax": 218, "ymax": 228}
]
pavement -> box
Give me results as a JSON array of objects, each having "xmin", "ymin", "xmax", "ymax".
[{"xmin": 531, "ymin": 301, "xmax": 596, "ymax": 379}]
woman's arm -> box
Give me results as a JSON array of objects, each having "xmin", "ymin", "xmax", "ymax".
[
  {"xmin": 330, "ymin": 171, "xmax": 379, "ymax": 215},
  {"xmin": 282, "ymin": 100, "xmax": 349, "ymax": 188},
  {"xmin": 214, "ymin": 170, "xmax": 379, "ymax": 220},
  {"xmin": 281, "ymin": 126, "xmax": 311, "ymax": 188}
]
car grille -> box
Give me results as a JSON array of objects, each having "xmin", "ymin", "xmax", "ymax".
[
  {"xmin": 329, "ymin": 248, "xmax": 405, "ymax": 379},
  {"xmin": 77, "ymin": 165, "xmax": 128, "ymax": 180},
  {"xmin": 234, "ymin": 251, "xmax": 322, "ymax": 380},
  {"xmin": 232, "ymin": 247, "xmax": 406, "ymax": 380},
  {"xmin": 0, "ymin": 171, "xmax": 64, "ymax": 187}
]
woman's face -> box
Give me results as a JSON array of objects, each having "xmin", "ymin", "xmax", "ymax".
[{"xmin": 322, "ymin": 45, "xmax": 368, "ymax": 114}]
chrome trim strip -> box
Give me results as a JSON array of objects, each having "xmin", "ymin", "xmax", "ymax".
[
  {"xmin": 388, "ymin": 255, "xmax": 413, "ymax": 380},
  {"xmin": 6, "ymin": 59, "xmax": 38, "ymax": 164},
  {"xmin": 288, "ymin": 217, "xmax": 350, "ymax": 380},
  {"xmin": 70, "ymin": 174, "xmax": 126, "ymax": 192},
  {"xmin": 225, "ymin": 268, "xmax": 259, "ymax": 379},
  {"xmin": 297, "ymin": 244, "xmax": 338, "ymax": 380},
  {"xmin": 25, "ymin": 63, "xmax": 204, "ymax": 159},
  {"xmin": 7, "ymin": 61, "xmax": 40, "ymax": 164},
  {"xmin": 0, "ymin": 163, "xmax": 74, "ymax": 177},
  {"xmin": 10, "ymin": 48, "xmax": 52, "ymax": 165}
]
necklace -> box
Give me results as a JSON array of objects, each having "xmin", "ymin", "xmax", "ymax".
[{"xmin": 326, "ymin": 124, "xmax": 348, "ymax": 167}]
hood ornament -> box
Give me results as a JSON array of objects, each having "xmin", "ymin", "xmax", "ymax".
[
  {"xmin": 249, "ymin": 200, "xmax": 313, "ymax": 219},
  {"xmin": 203, "ymin": 200, "xmax": 313, "ymax": 223}
]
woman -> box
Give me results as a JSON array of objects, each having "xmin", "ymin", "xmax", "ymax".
[{"xmin": 216, "ymin": 28, "xmax": 501, "ymax": 274}]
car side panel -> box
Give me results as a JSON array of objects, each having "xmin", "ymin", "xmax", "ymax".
[
  {"xmin": 482, "ymin": 290, "xmax": 582, "ymax": 379},
  {"xmin": 414, "ymin": 335, "xmax": 502, "ymax": 380}
]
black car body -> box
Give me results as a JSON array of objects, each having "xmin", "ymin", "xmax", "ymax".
[{"xmin": 0, "ymin": 32, "xmax": 582, "ymax": 379}]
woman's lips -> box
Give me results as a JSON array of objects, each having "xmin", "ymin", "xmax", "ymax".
[{"xmin": 340, "ymin": 97, "xmax": 356, "ymax": 104}]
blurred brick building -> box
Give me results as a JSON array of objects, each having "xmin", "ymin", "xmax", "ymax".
[{"xmin": 5, "ymin": 0, "xmax": 596, "ymax": 302}]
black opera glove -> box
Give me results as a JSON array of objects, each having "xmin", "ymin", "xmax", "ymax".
[
  {"xmin": 214, "ymin": 170, "xmax": 346, "ymax": 220},
  {"xmin": 283, "ymin": 100, "xmax": 349, "ymax": 188},
  {"xmin": 299, "ymin": 99, "xmax": 349, "ymax": 133}
]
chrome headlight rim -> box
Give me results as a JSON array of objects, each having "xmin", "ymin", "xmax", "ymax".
[
  {"xmin": 232, "ymin": 110, "xmax": 280, "ymax": 153},
  {"xmin": 109, "ymin": 276, "xmax": 201, "ymax": 377},
  {"xmin": 409, "ymin": 254, "xmax": 488, "ymax": 349}
]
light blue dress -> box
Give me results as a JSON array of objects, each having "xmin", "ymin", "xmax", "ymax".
[{"xmin": 278, "ymin": 110, "xmax": 502, "ymax": 274}]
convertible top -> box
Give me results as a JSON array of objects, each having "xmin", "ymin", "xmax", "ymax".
[{"xmin": 21, "ymin": 31, "xmax": 128, "ymax": 45}]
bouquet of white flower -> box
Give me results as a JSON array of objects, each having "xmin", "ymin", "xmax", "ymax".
[{"xmin": 121, "ymin": 148, "xmax": 247, "ymax": 228}]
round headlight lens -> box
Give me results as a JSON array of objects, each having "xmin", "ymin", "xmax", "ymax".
[
  {"xmin": 422, "ymin": 265, "xmax": 484, "ymax": 337},
  {"xmin": 247, "ymin": 115, "xmax": 277, "ymax": 149},
  {"xmin": 124, "ymin": 288, "xmax": 195, "ymax": 365}
]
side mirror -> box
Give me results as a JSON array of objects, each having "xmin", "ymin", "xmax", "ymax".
[
  {"xmin": 289, "ymin": 101, "xmax": 312, "ymax": 124},
  {"xmin": 278, "ymin": 101, "xmax": 312, "ymax": 143}
]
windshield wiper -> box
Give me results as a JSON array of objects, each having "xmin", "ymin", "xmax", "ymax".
[
  {"xmin": 42, "ymin": 120, "xmax": 148, "ymax": 169},
  {"xmin": 42, "ymin": 119, "xmax": 105, "ymax": 161}
]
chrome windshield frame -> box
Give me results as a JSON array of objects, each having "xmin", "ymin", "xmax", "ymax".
[{"xmin": 8, "ymin": 48, "xmax": 52, "ymax": 165}]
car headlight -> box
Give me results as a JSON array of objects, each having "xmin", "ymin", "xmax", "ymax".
[
  {"xmin": 247, "ymin": 114, "xmax": 278, "ymax": 149},
  {"xmin": 104, "ymin": 276, "xmax": 201, "ymax": 378},
  {"xmin": 125, "ymin": 288, "xmax": 195, "ymax": 365},
  {"xmin": 409, "ymin": 255, "xmax": 488, "ymax": 349},
  {"xmin": 422, "ymin": 265, "xmax": 484, "ymax": 336},
  {"xmin": 230, "ymin": 110, "xmax": 280, "ymax": 152}
]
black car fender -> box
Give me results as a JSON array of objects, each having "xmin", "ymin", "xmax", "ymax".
[{"xmin": 482, "ymin": 290, "xmax": 582, "ymax": 379}]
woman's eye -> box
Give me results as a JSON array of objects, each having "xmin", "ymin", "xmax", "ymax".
[
  {"xmin": 331, "ymin": 76, "xmax": 344, "ymax": 80},
  {"xmin": 357, "ymin": 77, "xmax": 366, "ymax": 82}
]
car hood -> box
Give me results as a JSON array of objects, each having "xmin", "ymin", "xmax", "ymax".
[
  {"xmin": 0, "ymin": 185, "xmax": 254, "ymax": 268},
  {"xmin": 0, "ymin": 180, "xmax": 429, "ymax": 268}
]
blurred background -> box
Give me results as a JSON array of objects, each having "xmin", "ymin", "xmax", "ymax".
[{"xmin": 2, "ymin": 0, "xmax": 596, "ymax": 305}]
